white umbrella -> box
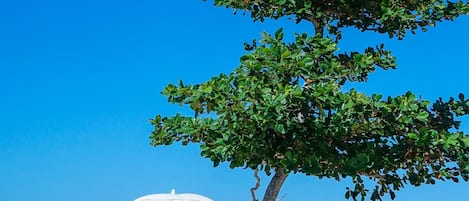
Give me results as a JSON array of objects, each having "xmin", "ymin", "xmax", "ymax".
[{"xmin": 134, "ymin": 189, "xmax": 214, "ymax": 201}]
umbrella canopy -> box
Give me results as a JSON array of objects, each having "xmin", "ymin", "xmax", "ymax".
[{"xmin": 134, "ymin": 189, "xmax": 214, "ymax": 201}]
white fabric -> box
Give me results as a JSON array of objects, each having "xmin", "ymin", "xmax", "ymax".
[{"xmin": 134, "ymin": 189, "xmax": 213, "ymax": 201}]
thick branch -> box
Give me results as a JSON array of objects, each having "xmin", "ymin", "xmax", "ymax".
[
  {"xmin": 250, "ymin": 168, "xmax": 261, "ymax": 201},
  {"xmin": 304, "ymin": 17, "xmax": 323, "ymax": 37},
  {"xmin": 263, "ymin": 168, "xmax": 288, "ymax": 201}
]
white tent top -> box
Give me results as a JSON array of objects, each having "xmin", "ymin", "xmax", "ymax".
[{"xmin": 134, "ymin": 189, "xmax": 214, "ymax": 201}]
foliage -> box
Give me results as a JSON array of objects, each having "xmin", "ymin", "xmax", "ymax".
[
  {"xmin": 152, "ymin": 1, "xmax": 469, "ymax": 200},
  {"xmin": 210, "ymin": 0, "xmax": 469, "ymax": 38}
]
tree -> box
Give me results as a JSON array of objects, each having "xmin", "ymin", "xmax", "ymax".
[{"xmin": 151, "ymin": 1, "xmax": 469, "ymax": 201}]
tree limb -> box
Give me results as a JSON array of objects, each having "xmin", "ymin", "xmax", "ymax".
[
  {"xmin": 304, "ymin": 16, "xmax": 323, "ymax": 37},
  {"xmin": 250, "ymin": 168, "xmax": 261, "ymax": 201}
]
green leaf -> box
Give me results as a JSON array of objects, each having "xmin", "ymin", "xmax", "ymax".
[
  {"xmin": 390, "ymin": 191, "xmax": 396, "ymax": 200},
  {"xmin": 292, "ymin": 85, "xmax": 303, "ymax": 96},
  {"xmin": 275, "ymin": 28, "xmax": 284, "ymax": 40},
  {"xmin": 370, "ymin": 190, "xmax": 379, "ymax": 201},
  {"xmin": 356, "ymin": 153, "xmax": 369, "ymax": 169},
  {"xmin": 345, "ymin": 191, "xmax": 351, "ymax": 199},
  {"xmin": 286, "ymin": 151, "xmax": 293, "ymax": 160},
  {"xmin": 302, "ymin": 57, "xmax": 314, "ymax": 65},
  {"xmin": 372, "ymin": 94, "xmax": 382, "ymax": 102},
  {"xmin": 408, "ymin": 132, "xmax": 418, "ymax": 139},
  {"xmin": 202, "ymin": 85, "xmax": 213, "ymax": 93},
  {"xmin": 281, "ymin": 49, "xmax": 291, "ymax": 58},
  {"xmin": 274, "ymin": 124, "xmax": 286, "ymax": 134},
  {"xmin": 416, "ymin": 111, "xmax": 429, "ymax": 122}
]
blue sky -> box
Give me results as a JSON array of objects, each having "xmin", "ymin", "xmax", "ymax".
[{"xmin": 0, "ymin": 1, "xmax": 468, "ymax": 201}]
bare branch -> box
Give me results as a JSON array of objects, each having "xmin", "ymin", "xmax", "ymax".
[{"xmin": 250, "ymin": 168, "xmax": 261, "ymax": 201}]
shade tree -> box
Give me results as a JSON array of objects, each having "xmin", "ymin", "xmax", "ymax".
[{"xmin": 151, "ymin": 1, "xmax": 469, "ymax": 200}]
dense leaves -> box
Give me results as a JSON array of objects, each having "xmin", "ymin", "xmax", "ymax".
[
  {"xmin": 208, "ymin": 0, "xmax": 469, "ymax": 38},
  {"xmin": 151, "ymin": 30, "xmax": 469, "ymax": 200},
  {"xmin": 152, "ymin": 1, "xmax": 469, "ymax": 200}
]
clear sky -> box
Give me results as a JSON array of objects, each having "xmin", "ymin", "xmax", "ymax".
[{"xmin": 0, "ymin": 1, "xmax": 468, "ymax": 201}]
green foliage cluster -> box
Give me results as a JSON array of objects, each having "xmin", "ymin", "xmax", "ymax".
[
  {"xmin": 211, "ymin": 0, "xmax": 469, "ymax": 38},
  {"xmin": 152, "ymin": 29, "xmax": 469, "ymax": 200},
  {"xmin": 152, "ymin": 1, "xmax": 469, "ymax": 200}
]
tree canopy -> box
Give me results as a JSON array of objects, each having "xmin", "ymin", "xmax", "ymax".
[
  {"xmin": 212, "ymin": 0, "xmax": 469, "ymax": 38},
  {"xmin": 151, "ymin": 1, "xmax": 469, "ymax": 200}
]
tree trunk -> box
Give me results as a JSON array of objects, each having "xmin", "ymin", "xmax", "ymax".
[{"xmin": 262, "ymin": 168, "xmax": 288, "ymax": 201}]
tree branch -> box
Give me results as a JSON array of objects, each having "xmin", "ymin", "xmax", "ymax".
[
  {"xmin": 250, "ymin": 168, "xmax": 261, "ymax": 201},
  {"xmin": 304, "ymin": 16, "xmax": 323, "ymax": 37}
]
